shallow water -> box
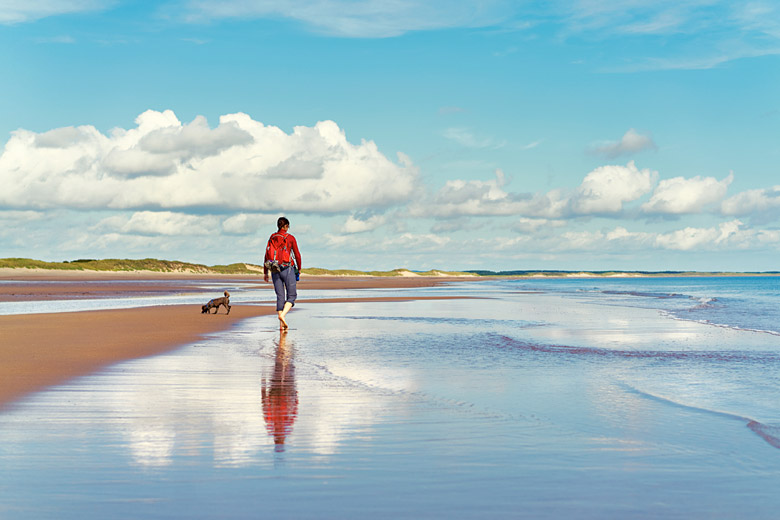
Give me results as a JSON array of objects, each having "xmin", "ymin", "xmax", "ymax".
[
  {"xmin": 0, "ymin": 280, "xmax": 459, "ymax": 315},
  {"xmin": 2, "ymin": 279, "xmax": 780, "ymax": 518}
]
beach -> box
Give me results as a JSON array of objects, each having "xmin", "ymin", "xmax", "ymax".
[
  {"xmin": 0, "ymin": 272, "xmax": 460, "ymax": 408},
  {"xmin": 2, "ymin": 273, "xmax": 780, "ymax": 518}
]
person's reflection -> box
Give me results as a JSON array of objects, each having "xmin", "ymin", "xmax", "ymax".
[{"xmin": 261, "ymin": 330, "xmax": 298, "ymax": 452}]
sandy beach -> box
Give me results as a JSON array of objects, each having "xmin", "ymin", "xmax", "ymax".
[{"xmin": 0, "ymin": 272, "xmax": 465, "ymax": 408}]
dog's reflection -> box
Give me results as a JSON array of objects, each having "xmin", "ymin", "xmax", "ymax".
[{"xmin": 261, "ymin": 330, "xmax": 298, "ymax": 452}]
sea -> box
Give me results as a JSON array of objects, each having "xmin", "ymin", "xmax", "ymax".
[{"xmin": 1, "ymin": 275, "xmax": 780, "ymax": 519}]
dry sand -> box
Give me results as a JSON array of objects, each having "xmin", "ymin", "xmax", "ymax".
[{"xmin": 0, "ymin": 272, "xmax": 468, "ymax": 408}]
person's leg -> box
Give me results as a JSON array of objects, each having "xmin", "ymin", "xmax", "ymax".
[
  {"xmin": 278, "ymin": 267, "xmax": 297, "ymax": 329},
  {"xmin": 272, "ymin": 272, "xmax": 285, "ymax": 311}
]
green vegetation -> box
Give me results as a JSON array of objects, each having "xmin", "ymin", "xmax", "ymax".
[
  {"xmin": 1, "ymin": 258, "xmax": 777, "ymax": 277},
  {"xmin": 0, "ymin": 258, "xmax": 261, "ymax": 274}
]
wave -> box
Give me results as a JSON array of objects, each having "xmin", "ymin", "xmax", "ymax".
[
  {"xmin": 600, "ymin": 290, "xmax": 780, "ymax": 336},
  {"xmin": 323, "ymin": 315, "xmax": 545, "ymax": 328},
  {"xmin": 618, "ymin": 382, "xmax": 780, "ymax": 451},
  {"xmin": 493, "ymin": 334, "xmax": 779, "ymax": 362},
  {"xmin": 689, "ymin": 296, "xmax": 718, "ymax": 310},
  {"xmin": 600, "ymin": 289, "xmax": 687, "ymax": 300},
  {"xmin": 662, "ymin": 311, "xmax": 780, "ymax": 337}
]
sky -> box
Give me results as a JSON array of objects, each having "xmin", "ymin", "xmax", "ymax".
[{"xmin": 1, "ymin": 1, "xmax": 779, "ymax": 272}]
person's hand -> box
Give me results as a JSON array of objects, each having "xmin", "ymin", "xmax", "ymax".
[{"xmin": 264, "ymin": 275, "xmax": 269, "ymax": 283}]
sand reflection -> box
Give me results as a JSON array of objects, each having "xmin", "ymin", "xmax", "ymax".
[{"xmin": 262, "ymin": 331, "xmax": 298, "ymax": 452}]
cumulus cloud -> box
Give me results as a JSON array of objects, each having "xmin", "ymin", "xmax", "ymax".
[
  {"xmin": 382, "ymin": 232, "xmax": 452, "ymax": 250},
  {"xmin": 588, "ymin": 129, "xmax": 657, "ymax": 158},
  {"xmin": 97, "ymin": 211, "xmax": 217, "ymax": 236},
  {"xmin": 430, "ymin": 218, "xmax": 480, "ymax": 233},
  {"xmin": 180, "ymin": 0, "xmax": 513, "ymax": 38},
  {"xmin": 511, "ymin": 217, "xmax": 566, "ymax": 234},
  {"xmin": 0, "ymin": 210, "xmax": 45, "ymax": 222},
  {"xmin": 322, "ymin": 231, "xmax": 450, "ymax": 253},
  {"xmin": 0, "ymin": 0, "xmax": 109, "ymax": 24},
  {"xmin": 570, "ymin": 161, "xmax": 657, "ymax": 214},
  {"xmin": 409, "ymin": 168, "xmax": 568, "ymax": 219},
  {"xmin": 0, "ymin": 109, "xmax": 418, "ymax": 213},
  {"xmin": 517, "ymin": 220, "xmax": 777, "ymax": 254},
  {"xmin": 654, "ymin": 219, "xmax": 744, "ymax": 250},
  {"xmin": 642, "ymin": 173, "xmax": 733, "ymax": 215},
  {"xmin": 721, "ymin": 186, "xmax": 780, "ymax": 217},
  {"xmin": 221, "ymin": 213, "xmax": 278, "ymax": 235},
  {"xmin": 341, "ymin": 214, "xmax": 387, "ymax": 234},
  {"xmin": 414, "ymin": 162, "xmax": 655, "ymax": 219}
]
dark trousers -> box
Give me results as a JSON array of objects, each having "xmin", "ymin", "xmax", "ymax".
[{"xmin": 272, "ymin": 266, "xmax": 297, "ymax": 311}]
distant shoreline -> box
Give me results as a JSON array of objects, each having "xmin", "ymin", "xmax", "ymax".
[{"xmin": 2, "ymin": 257, "xmax": 779, "ymax": 281}]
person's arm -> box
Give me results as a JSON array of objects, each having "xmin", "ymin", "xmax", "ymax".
[
  {"xmin": 290, "ymin": 236, "xmax": 302, "ymax": 271},
  {"xmin": 263, "ymin": 237, "xmax": 271, "ymax": 281}
]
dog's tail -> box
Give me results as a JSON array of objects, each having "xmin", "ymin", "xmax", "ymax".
[{"xmin": 224, "ymin": 291, "xmax": 230, "ymax": 297}]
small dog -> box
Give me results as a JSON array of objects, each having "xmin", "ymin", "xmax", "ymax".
[{"xmin": 202, "ymin": 291, "xmax": 231, "ymax": 314}]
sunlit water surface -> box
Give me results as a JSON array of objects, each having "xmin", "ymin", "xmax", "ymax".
[{"xmin": 2, "ymin": 278, "xmax": 780, "ymax": 519}]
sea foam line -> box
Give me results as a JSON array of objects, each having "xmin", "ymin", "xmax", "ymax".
[
  {"xmin": 618, "ymin": 382, "xmax": 780, "ymax": 451},
  {"xmin": 660, "ymin": 310, "xmax": 780, "ymax": 337}
]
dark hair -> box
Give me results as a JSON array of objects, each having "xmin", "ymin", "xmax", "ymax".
[{"xmin": 277, "ymin": 216, "xmax": 290, "ymax": 230}]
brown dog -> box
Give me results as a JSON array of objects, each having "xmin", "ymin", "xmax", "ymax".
[{"xmin": 202, "ymin": 291, "xmax": 231, "ymax": 314}]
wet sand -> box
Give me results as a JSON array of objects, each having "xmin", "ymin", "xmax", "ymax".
[
  {"xmin": 0, "ymin": 272, "xmax": 472, "ymax": 408},
  {"xmin": 0, "ymin": 269, "xmax": 458, "ymax": 301},
  {"xmin": 0, "ymin": 305, "xmax": 273, "ymax": 407}
]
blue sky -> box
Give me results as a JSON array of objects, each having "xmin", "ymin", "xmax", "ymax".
[{"xmin": 1, "ymin": 1, "xmax": 779, "ymax": 271}]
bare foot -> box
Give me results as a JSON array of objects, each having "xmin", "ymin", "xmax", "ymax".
[{"xmin": 278, "ymin": 314, "xmax": 288, "ymax": 330}]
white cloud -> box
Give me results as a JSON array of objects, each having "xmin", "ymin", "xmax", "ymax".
[
  {"xmin": 97, "ymin": 211, "xmax": 217, "ymax": 236},
  {"xmin": 0, "ymin": 109, "xmax": 418, "ymax": 214},
  {"xmin": 409, "ymin": 169, "xmax": 567, "ymax": 219},
  {"xmin": 0, "ymin": 210, "xmax": 45, "ymax": 222},
  {"xmin": 508, "ymin": 220, "xmax": 777, "ymax": 254},
  {"xmin": 181, "ymin": 0, "xmax": 514, "ymax": 38},
  {"xmin": 321, "ymin": 231, "xmax": 450, "ymax": 253},
  {"xmin": 221, "ymin": 213, "xmax": 277, "ymax": 235},
  {"xmin": 341, "ymin": 214, "xmax": 387, "ymax": 234},
  {"xmin": 443, "ymin": 127, "xmax": 506, "ymax": 149},
  {"xmin": 570, "ymin": 161, "xmax": 657, "ymax": 214},
  {"xmin": 382, "ymin": 232, "xmax": 451, "ymax": 250},
  {"xmin": 430, "ymin": 218, "xmax": 480, "ymax": 233},
  {"xmin": 721, "ymin": 186, "xmax": 780, "ymax": 217},
  {"xmin": 0, "ymin": 0, "xmax": 109, "ymax": 24},
  {"xmin": 654, "ymin": 219, "xmax": 744, "ymax": 250},
  {"xmin": 511, "ymin": 217, "xmax": 566, "ymax": 234},
  {"xmin": 642, "ymin": 173, "xmax": 733, "ymax": 215},
  {"xmin": 547, "ymin": 1, "xmax": 780, "ymax": 71},
  {"xmin": 412, "ymin": 162, "xmax": 657, "ymax": 219},
  {"xmin": 589, "ymin": 129, "xmax": 657, "ymax": 158}
]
